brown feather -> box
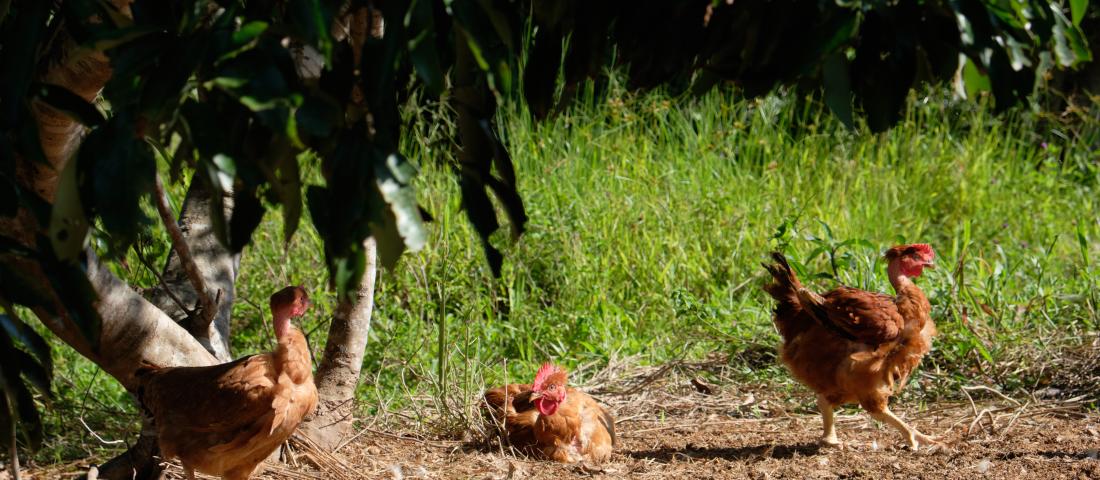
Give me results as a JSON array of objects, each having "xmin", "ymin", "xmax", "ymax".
[
  {"xmin": 483, "ymin": 380, "xmax": 614, "ymax": 463},
  {"xmin": 137, "ymin": 325, "xmax": 318, "ymax": 479},
  {"xmin": 762, "ymin": 251, "xmax": 936, "ymax": 409}
]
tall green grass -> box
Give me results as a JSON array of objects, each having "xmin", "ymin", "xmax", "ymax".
[{"xmin": 34, "ymin": 82, "xmax": 1099, "ymax": 460}]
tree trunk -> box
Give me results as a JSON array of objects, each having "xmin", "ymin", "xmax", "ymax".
[
  {"xmin": 148, "ymin": 174, "xmax": 239, "ymax": 362},
  {"xmin": 83, "ymin": 417, "xmax": 165, "ymax": 480},
  {"xmin": 298, "ymin": 238, "xmax": 378, "ymax": 451}
]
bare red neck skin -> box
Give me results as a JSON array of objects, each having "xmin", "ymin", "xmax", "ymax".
[
  {"xmin": 272, "ymin": 305, "xmax": 293, "ymax": 341},
  {"xmin": 887, "ymin": 260, "xmax": 924, "ymax": 292}
]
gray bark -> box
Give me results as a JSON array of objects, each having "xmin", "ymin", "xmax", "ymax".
[
  {"xmin": 147, "ymin": 175, "xmax": 239, "ymax": 362},
  {"xmin": 298, "ymin": 238, "xmax": 378, "ymax": 451}
]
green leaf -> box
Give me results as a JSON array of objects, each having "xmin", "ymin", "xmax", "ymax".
[
  {"xmin": 48, "ymin": 154, "xmax": 90, "ymax": 262},
  {"xmin": 228, "ymin": 186, "xmax": 265, "ymax": 253},
  {"xmin": 332, "ymin": 247, "xmax": 366, "ymax": 302},
  {"xmin": 76, "ymin": 114, "xmax": 155, "ymax": 256},
  {"xmin": 0, "ymin": 262, "xmax": 53, "ymax": 308},
  {"xmin": 822, "ymin": 52, "xmax": 854, "ymax": 130},
  {"xmin": 406, "ymin": 0, "xmax": 445, "ymax": 96},
  {"xmin": 1069, "ymin": 0, "xmax": 1088, "ymax": 26},
  {"xmin": 961, "ymin": 57, "xmax": 991, "ymax": 98},
  {"xmin": 0, "ymin": 0, "xmax": 48, "ymax": 130},
  {"xmin": 231, "ymin": 21, "xmax": 268, "ymax": 48},
  {"xmin": 31, "ymin": 83, "xmax": 106, "ymax": 127},
  {"xmin": 1050, "ymin": 6, "xmax": 1092, "ymax": 67},
  {"xmin": 13, "ymin": 350, "xmax": 51, "ymax": 399},
  {"xmin": 39, "ymin": 260, "xmax": 102, "ymax": 350},
  {"xmin": 373, "ymin": 153, "xmax": 427, "ymax": 260},
  {"xmin": 11, "ymin": 373, "xmax": 43, "ymax": 449},
  {"xmin": 0, "ymin": 314, "xmax": 51, "ymax": 374}
]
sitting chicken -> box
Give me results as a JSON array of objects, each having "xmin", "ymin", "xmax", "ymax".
[
  {"xmin": 762, "ymin": 244, "xmax": 939, "ymax": 450},
  {"xmin": 483, "ymin": 363, "xmax": 616, "ymax": 463},
  {"xmin": 136, "ymin": 286, "xmax": 318, "ymax": 480}
]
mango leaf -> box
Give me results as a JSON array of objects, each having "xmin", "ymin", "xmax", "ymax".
[
  {"xmin": 373, "ymin": 152, "xmax": 427, "ymax": 266},
  {"xmin": 522, "ymin": 24, "xmax": 563, "ymax": 119},
  {"xmin": 48, "ymin": 154, "xmax": 90, "ymax": 262},
  {"xmin": 11, "ymin": 372, "xmax": 43, "ymax": 449},
  {"xmin": 0, "ymin": 261, "xmax": 52, "ymax": 309},
  {"xmin": 285, "ymin": 0, "xmax": 335, "ymax": 63},
  {"xmin": 12, "ymin": 350, "xmax": 50, "ymax": 398},
  {"xmin": 228, "ymin": 186, "xmax": 265, "ymax": 253},
  {"xmin": 76, "ymin": 114, "xmax": 155, "ymax": 257},
  {"xmin": 31, "ymin": 83, "xmax": 106, "ymax": 128},
  {"xmin": 0, "ymin": 313, "xmax": 51, "ymax": 374},
  {"xmin": 0, "ymin": 315, "xmax": 50, "ymax": 451},
  {"xmin": 822, "ymin": 52, "xmax": 854, "ymax": 129},
  {"xmin": 406, "ymin": 0, "xmax": 446, "ymax": 96},
  {"xmin": 0, "ymin": 0, "xmax": 48, "ymax": 130},
  {"xmin": 1050, "ymin": 5, "xmax": 1092, "ymax": 67},
  {"xmin": 1069, "ymin": 0, "xmax": 1088, "ymax": 26},
  {"xmin": 38, "ymin": 254, "xmax": 102, "ymax": 350},
  {"xmin": 961, "ymin": 57, "xmax": 992, "ymax": 98}
]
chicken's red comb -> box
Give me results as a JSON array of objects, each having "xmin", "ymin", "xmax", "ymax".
[
  {"xmin": 909, "ymin": 243, "xmax": 935, "ymax": 258},
  {"xmin": 885, "ymin": 243, "xmax": 935, "ymax": 259},
  {"xmin": 532, "ymin": 362, "xmax": 566, "ymax": 391}
]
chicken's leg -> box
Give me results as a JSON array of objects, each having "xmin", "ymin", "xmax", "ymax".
[
  {"xmin": 816, "ymin": 395, "xmax": 841, "ymax": 447},
  {"xmin": 869, "ymin": 407, "xmax": 938, "ymax": 450}
]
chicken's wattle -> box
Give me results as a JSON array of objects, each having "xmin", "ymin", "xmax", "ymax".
[{"xmin": 536, "ymin": 397, "xmax": 559, "ymax": 416}]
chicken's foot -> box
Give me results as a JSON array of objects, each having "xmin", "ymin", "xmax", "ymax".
[
  {"xmin": 869, "ymin": 407, "xmax": 939, "ymax": 450},
  {"xmin": 816, "ymin": 395, "xmax": 841, "ymax": 447}
]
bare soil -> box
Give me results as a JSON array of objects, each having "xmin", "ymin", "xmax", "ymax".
[{"xmin": 14, "ymin": 364, "xmax": 1100, "ymax": 480}]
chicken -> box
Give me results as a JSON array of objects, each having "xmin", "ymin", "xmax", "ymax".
[
  {"xmin": 135, "ymin": 286, "xmax": 318, "ymax": 480},
  {"xmin": 762, "ymin": 244, "xmax": 939, "ymax": 450},
  {"xmin": 482, "ymin": 363, "xmax": 616, "ymax": 463}
]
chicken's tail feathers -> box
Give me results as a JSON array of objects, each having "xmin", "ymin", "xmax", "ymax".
[
  {"xmin": 762, "ymin": 252, "xmax": 813, "ymax": 341},
  {"xmin": 762, "ymin": 252, "xmax": 802, "ymax": 289},
  {"xmin": 600, "ymin": 407, "xmax": 617, "ymax": 447}
]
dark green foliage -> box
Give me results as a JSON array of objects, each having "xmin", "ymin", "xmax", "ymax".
[
  {"xmin": 0, "ymin": 310, "xmax": 52, "ymax": 454},
  {"xmin": 521, "ymin": 0, "xmax": 1092, "ymax": 129}
]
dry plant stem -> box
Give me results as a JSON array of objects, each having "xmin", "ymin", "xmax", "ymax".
[{"xmin": 152, "ymin": 173, "xmax": 217, "ymax": 331}]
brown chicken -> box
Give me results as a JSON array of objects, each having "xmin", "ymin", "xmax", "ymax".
[
  {"xmin": 762, "ymin": 244, "xmax": 939, "ymax": 450},
  {"xmin": 483, "ymin": 363, "xmax": 616, "ymax": 463},
  {"xmin": 136, "ymin": 286, "xmax": 318, "ymax": 480}
]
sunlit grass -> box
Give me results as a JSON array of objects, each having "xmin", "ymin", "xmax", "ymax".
[{"xmin": 35, "ymin": 83, "xmax": 1100, "ymax": 460}]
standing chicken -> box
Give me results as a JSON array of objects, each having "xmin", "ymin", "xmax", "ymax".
[
  {"xmin": 136, "ymin": 286, "xmax": 318, "ymax": 480},
  {"xmin": 762, "ymin": 244, "xmax": 939, "ymax": 450},
  {"xmin": 483, "ymin": 363, "xmax": 616, "ymax": 463}
]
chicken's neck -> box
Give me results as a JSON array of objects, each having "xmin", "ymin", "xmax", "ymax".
[
  {"xmin": 887, "ymin": 263, "xmax": 915, "ymax": 294},
  {"xmin": 888, "ymin": 264, "xmax": 930, "ymax": 330},
  {"xmin": 273, "ymin": 319, "xmax": 312, "ymax": 382},
  {"xmin": 273, "ymin": 313, "xmax": 292, "ymax": 341}
]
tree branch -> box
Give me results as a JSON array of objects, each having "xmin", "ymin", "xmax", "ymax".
[
  {"xmin": 152, "ymin": 173, "xmax": 218, "ymax": 333},
  {"xmin": 298, "ymin": 237, "xmax": 378, "ymax": 450},
  {"xmin": 146, "ymin": 174, "xmax": 238, "ymax": 362}
]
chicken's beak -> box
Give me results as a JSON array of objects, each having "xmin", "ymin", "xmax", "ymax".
[
  {"xmin": 529, "ymin": 391, "xmax": 543, "ymax": 400},
  {"xmin": 922, "ymin": 261, "xmax": 936, "ymax": 269}
]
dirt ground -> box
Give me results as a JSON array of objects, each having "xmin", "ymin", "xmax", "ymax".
[{"xmin": 15, "ymin": 365, "xmax": 1100, "ymax": 480}]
